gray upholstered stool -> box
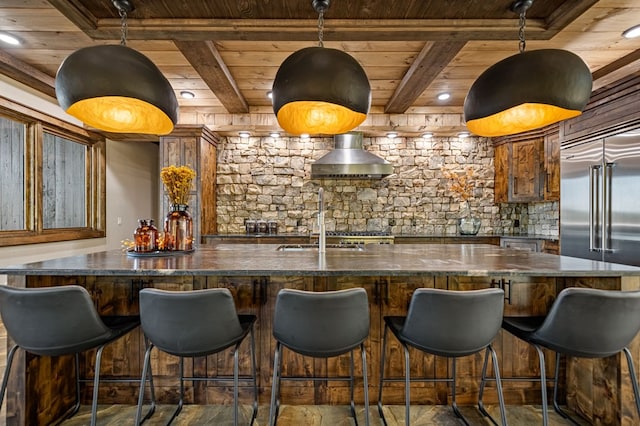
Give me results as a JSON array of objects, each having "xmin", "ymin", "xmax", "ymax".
[
  {"xmin": 268, "ymin": 287, "xmax": 370, "ymax": 426},
  {"xmin": 499, "ymin": 287, "xmax": 640, "ymax": 426},
  {"xmin": 135, "ymin": 287, "xmax": 257, "ymax": 425},
  {"xmin": 378, "ymin": 287, "xmax": 507, "ymax": 426},
  {"xmin": 0, "ymin": 285, "xmax": 155, "ymax": 426}
]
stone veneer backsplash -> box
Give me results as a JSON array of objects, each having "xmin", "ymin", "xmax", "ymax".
[{"xmin": 215, "ymin": 135, "xmax": 559, "ymax": 236}]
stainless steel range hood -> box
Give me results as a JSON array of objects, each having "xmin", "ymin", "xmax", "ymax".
[{"xmin": 311, "ymin": 132, "xmax": 393, "ymax": 179}]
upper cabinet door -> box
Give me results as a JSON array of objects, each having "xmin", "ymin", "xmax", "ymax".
[
  {"xmin": 544, "ymin": 130, "xmax": 560, "ymax": 201},
  {"xmin": 510, "ymin": 138, "xmax": 542, "ymax": 202},
  {"xmin": 493, "ymin": 124, "xmax": 559, "ymax": 203}
]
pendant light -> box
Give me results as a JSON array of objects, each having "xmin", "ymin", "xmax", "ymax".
[
  {"xmin": 271, "ymin": 0, "xmax": 371, "ymax": 136},
  {"xmin": 463, "ymin": 0, "xmax": 592, "ymax": 137},
  {"xmin": 55, "ymin": 0, "xmax": 178, "ymax": 135}
]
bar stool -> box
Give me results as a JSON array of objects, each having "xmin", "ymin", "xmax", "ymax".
[
  {"xmin": 135, "ymin": 287, "xmax": 258, "ymax": 425},
  {"xmin": 378, "ymin": 287, "xmax": 507, "ymax": 426},
  {"xmin": 268, "ymin": 287, "xmax": 370, "ymax": 426},
  {"xmin": 0, "ymin": 285, "xmax": 155, "ymax": 426},
  {"xmin": 498, "ymin": 287, "xmax": 640, "ymax": 426}
]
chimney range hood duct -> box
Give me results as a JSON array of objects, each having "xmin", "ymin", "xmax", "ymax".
[{"xmin": 311, "ymin": 132, "xmax": 393, "ymax": 179}]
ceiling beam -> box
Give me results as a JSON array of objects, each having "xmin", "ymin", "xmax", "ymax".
[
  {"xmin": 0, "ymin": 50, "xmax": 56, "ymax": 99},
  {"xmin": 592, "ymin": 48, "xmax": 640, "ymax": 82},
  {"xmin": 385, "ymin": 41, "xmax": 467, "ymax": 114},
  {"xmin": 174, "ymin": 40, "xmax": 249, "ymax": 114},
  {"xmin": 95, "ymin": 18, "xmax": 550, "ymax": 42}
]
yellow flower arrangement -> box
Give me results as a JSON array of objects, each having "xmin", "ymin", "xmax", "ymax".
[
  {"xmin": 161, "ymin": 165, "xmax": 196, "ymax": 206},
  {"xmin": 441, "ymin": 166, "xmax": 475, "ymax": 201}
]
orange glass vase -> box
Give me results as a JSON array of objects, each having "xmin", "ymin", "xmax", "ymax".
[{"xmin": 164, "ymin": 204, "xmax": 193, "ymax": 251}]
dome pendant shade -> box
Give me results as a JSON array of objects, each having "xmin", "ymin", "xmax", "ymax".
[
  {"xmin": 272, "ymin": 46, "xmax": 371, "ymax": 135},
  {"xmin": 55, "ymin": 45, "xmax": 179, "ymax": 135},
  {"xmin": 463, "ymin": 49, "xmax": 592, "ymax": 137}
]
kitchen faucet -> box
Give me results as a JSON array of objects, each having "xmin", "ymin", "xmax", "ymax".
[{"xmin": 318, "ymin": 187, "xmax": 325, "ymax": 253}]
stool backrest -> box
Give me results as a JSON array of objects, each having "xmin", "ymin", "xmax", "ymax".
[
  {"xmin": 139, "ymin": 288, "xmax": 244, "ymax": 357},
  {"xmin": 533, "ymin": 287, "xmax": 640, "ymax": 358},
  {"xmin": 401, "ymin": 288, "xmax": 505, "ymax": 357},
  {"xmin": 273, "ymin": 288, "xmax": 369, "ymax": 357},
  {"xmin": 0, "ymin": 285, "xmax": 111, "ymax": 356}
]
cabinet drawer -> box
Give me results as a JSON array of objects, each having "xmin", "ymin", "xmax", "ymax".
[{"xmin": 500, "ymin": 238, "xmax": 541, "ymax": 252}]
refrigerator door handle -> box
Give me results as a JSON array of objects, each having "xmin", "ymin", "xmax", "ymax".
[
  {"xmin": 603, "ymin": 162, "xmax": 615, "ymax": 253},
  {"xmin": 589, "ymin": 165, "xmax": 601, "ymax": 252}
]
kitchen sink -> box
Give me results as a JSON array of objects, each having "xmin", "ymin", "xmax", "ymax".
[{"xmin": 276, "ymin": 244, "xmax": 365, "ymax": 252}]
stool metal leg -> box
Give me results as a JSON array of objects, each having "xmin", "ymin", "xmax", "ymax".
[
  {"xmin": 91, "ymin": 344, "xmax": 107, "ymax": 426},
  {"xmin": 533, "ymin": 344, "xmax": 549, "ymax": 426},
  {"xmin": 249, "ymin": 327, "xmax": 258, "ymax": 425},
  {"xmin": 551, "ymin": 353, "xmax": 580, "ymax": 425},
  {"xmin": 0, "ymin": 345, "xmax": 19, "ymax": 411},
  {"xmin": 490, "ymin": 345, "xmax": 508, "ymax": 426},
  {"xmin": 404, "ymin": 343, "xmax": 411, "ymax": 426},
  {"xmin": 377, "ymin": 324, "xmax": 389, "ymax": 425},
  {"xmin": 349, "ymin": 349, "xmax": 357, "ymax": 424},
  {"xmin": 478, "ymin": 345, "xmax": 491, "ymax": 416},
  {"xmin": 479, "ymin": 345, "xmax": 508, "ymax": 425},
  {"xmin": 233, "ymin": 342, "xmax": 240, "ymax": 426},
  {"xmin": 623, "ymin": 347, "xmax": 640, "ymax": 419},
  {"xmin": 450, "ymin": 358, "xmax": 470, "ymax": 426},
  {"xmin": 135, "ymin": 341, "xmax": 157, "ymax": 425},
  {"xmin": 70, "ymin": 353, "xmax": 81, "ymax": 417},
  {"xmin": 269, "ymin": 341, "xmax": 283, "ymax": 426},
  {"xmin": 165, "ymin": 357, "xmax": 186, "ymax": 425},
  {"xmin": 361, "ymin": 342, "xmax": 370, "ymax": 426}
]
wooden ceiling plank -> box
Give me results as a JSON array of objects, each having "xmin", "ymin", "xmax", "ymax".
[
  {"xmin": 45, "ymin": 0, "xmax": 98, "ymax": 32},
  {"xmin": 0, "ymin": 49, "xmax": 55, "ymax": 98},
  {"xmin": 545, "ymin": 0, "xmax": 600, "ymax": 32},
  {"xmin": 385, "ymin": 41, "xmax": 466, "ymax": 114},
  {"xmin": 174, "ymin": 40, "xmax": 249, "ymax": 114}
]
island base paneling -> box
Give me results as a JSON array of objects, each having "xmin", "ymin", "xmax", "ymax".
[{"xmin": 5, "ymin": 273, "xmax": 640, "ymax": 425}]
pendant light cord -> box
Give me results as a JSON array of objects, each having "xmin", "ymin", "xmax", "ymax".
[
  {"xmin": 518, "ymin": 11, "xmax": 526, "ymax": 53},
  {"xmin": 119, "ymin": 6, "xmax": 128, "ymax": 46},
  {"xmin": 317, "ymin": 10, "xmax": 325, "ymax": 47}
]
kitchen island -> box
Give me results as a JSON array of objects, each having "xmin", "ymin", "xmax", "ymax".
[{"xmin": 1, "ymin": 243, "xmax": 639, "ymax": 425}]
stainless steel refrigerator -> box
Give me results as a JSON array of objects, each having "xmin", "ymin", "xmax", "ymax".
[{"xmin": 560, "ymin": 129, "xmax": 640, "ymax": 266}]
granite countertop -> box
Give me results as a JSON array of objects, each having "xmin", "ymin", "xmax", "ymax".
[
  {"xmin": 0, "ymin": 243, "xmax": 635, "ymax": 277},
  {"xmin": 205, "ymin": 233, "xmax": 559, "ymax": 241}
]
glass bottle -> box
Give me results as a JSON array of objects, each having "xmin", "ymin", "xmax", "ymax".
[
  {"xmin": 134, "ymin": 219, "xmax": 158, "ymax": 252},
  {"xmin": 164, "ymin": 204, "xmax": 193, "ymax": 251}
]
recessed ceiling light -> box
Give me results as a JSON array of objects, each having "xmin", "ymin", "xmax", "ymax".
[
  {"xmin": 180, "ymin": 91, "xmax": 195, "ymax": 99},
  {"xmin": 422, "ymin": 132, "xmax": 434, "ymax": 139},
  {"xmin": 457, "ymin": 131, "xmax": 470, "ymax": 139},
  {"xmin": 386, "ymin": 132, "xmax": 398, "ymax": 139},
  {"xmin": 270, "ymin": 132, "xmax": 280, "ymax": 138},
  {"xmin": 238, "ymin": 131, "xmax": 251, "ymax": 138},
  {"xmin": 622, "ymin": 24, "xmax": 640, "ymax": 39},
  {"xmin": 0, "ymin": 32, "xmax": 20, "ymax": 46},
  {"xmin": 267, "ymin": 91, "xmax": 273, "ymax": 99},
  {"xmin": 437, "ymin": 92, "xmax": 451, "ymax": 101},
  {"xmin": 300, "ymin": 133, "xmax": 310, "ymax": 140}
]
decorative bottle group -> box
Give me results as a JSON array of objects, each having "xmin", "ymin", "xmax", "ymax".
[{"xmin": 133, "ymin": 219, "xmax": 158, "ymax": 252}]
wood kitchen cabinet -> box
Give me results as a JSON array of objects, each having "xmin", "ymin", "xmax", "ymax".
[
  {"xmin": 494, "ymin": 124, "xmax": 559, "ymax": 203},
  {"xmin": 159, "ymin": 125, "xmax": 220, "ymax": 245}
]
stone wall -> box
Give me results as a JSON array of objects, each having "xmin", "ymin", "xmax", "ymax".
[{"xmin": 216, "ymin": 134, "xmax": 558, "ymax": 236}]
